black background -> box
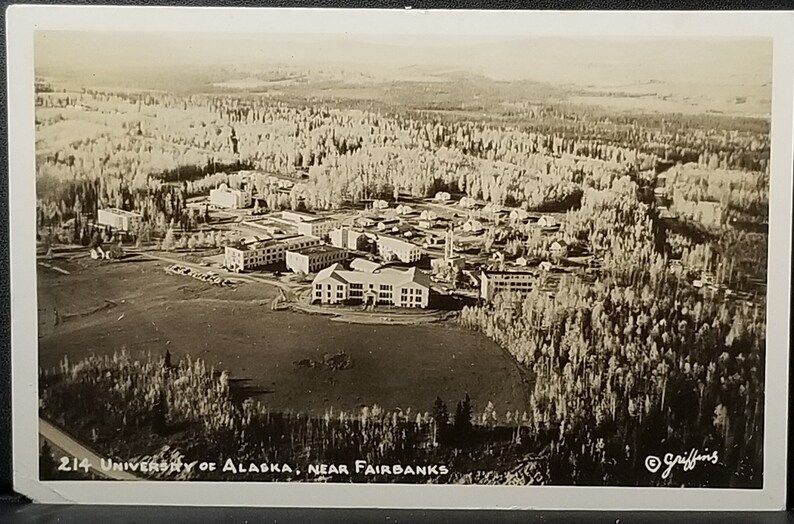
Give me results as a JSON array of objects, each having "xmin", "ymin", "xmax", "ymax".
[{"xmin": 2, "ymin": 1, "xmax": 793, "ymax": 521}]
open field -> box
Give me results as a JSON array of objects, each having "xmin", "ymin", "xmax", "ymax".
[{"xmin": 38, "ymin": 258, "xmax": 527, "ymax": 416}]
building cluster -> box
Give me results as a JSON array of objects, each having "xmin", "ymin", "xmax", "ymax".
[
  {"xmin": 224, "ymin": 234, "xmax": 321, "ymax": 272},
  {"xmin": 328, "ymin": 227, "xmax": 421, "ymax": 263},
  {"xmin": 218, "ymin": 197, "xmax": 559, "ymax": 307},
  {"xmin": 97, "ymin": 172, "xmax": 588, "ymax": 311}
]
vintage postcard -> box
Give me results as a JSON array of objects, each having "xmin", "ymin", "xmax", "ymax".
[{"xmin": 7, "ymin": 6, "xmax": 794, "ymax": 510}]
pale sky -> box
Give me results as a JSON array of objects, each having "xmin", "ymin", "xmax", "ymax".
[{"xmin": 35, "ymin": 32, "xmax": 772, "ymax": 89}]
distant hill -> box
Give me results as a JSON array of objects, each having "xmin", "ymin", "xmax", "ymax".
[{"xmin": 35, "ymin": 32, "xmax": 771, "ymax": 118}]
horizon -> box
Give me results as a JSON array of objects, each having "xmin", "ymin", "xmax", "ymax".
[{"xmin": 36, "ymin": 32, "xmax": 771, "ymax": 86}]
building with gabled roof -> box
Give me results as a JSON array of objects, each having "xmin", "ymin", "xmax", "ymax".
[
  {"xmin": 537, "ymin": 215, "xmax": 558, "ymax": 228},
  {"xmin": 377, "ymin": 235, "xmax": 421, "ymax": 263},
  {"xmin": 312, "ymin": 263, "xmax": 431, "ymax": 308},
  {"xmin": 550, "ymin": 240, "xmax": 569, "ymax": 258}
]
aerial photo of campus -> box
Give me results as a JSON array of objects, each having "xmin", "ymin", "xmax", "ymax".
[{"xmin": 35, "ymin": 31, "xmax": 771, "ymax": 487}]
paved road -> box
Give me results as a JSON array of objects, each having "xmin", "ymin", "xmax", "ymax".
[{"xmin": 39, "ymin": 419, "xmax": 140, "ymax": 481}]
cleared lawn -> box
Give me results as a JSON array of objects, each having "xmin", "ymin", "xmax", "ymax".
[{"xmin": 38, "ymin": 257, "xmax": 528, "ymax": 416}]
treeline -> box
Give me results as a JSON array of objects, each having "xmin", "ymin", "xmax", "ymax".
[
  {"xmin": 459, "ymin": 272, "xmax": 765, "ymax": 486},
  {"xmin": 36, "ymin": 87, "xmax": 769, "ymax": 237},
  {"xmin": 461, "ymin": 184, "xmax": 765, "ymax": 486},
  {"xmin": 665, "ymin": 164, "xmax": 768, "ymax": 218},
  {"xmin": 40, "ymin": 351, "xmax": 550, "ymax": 485}
]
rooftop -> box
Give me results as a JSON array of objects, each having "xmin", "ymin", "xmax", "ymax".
[
  {"xmin": 378, "ymin": 235, "xmax": 418, "ymax": 251},
  {"xmin": 212, "ymin": 183, "xmax": 247, "ymax": 194},
  {"xmin": 289, "ymin": 245, "xmax": 347, "ymax": 256},
  {"xmin": 228, "ymin": 233, "xmax": 307, "ymax": 251},
  {"xmin": 482, "ymin": 270, "xmax": 536, "ymax": 276},
  {"xmin": 101, "ymin": 208, "xmax": 141, "ymax": 217},
  {"xmin": 282, "ymin": 210, "xmax": 335, "ymax": 223},
  {"xmin": 315, "ymin": 263, "xmax": 430, "ymax": 289},
  {"xmin": 350, "ymin": 258, "xmax": 383, "ymax": 273}
]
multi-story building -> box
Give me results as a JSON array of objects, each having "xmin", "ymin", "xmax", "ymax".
[
  {"xmin": 281, "ymin": 210, "xmax": 341, "ymax": 238},
  {"xmin": 286, "ymin": 245, "xmax": 350, "ymax": 274},
  {"xmin": 224, "ymin": 234, "xmax": 321, "ymax": 272},
  {"xmin": 330, "ymin": 227, "xmax": 365, "ymax": 251},
  {"xmin": 480, "ymin": 270, "xmax": 535, "ymax": 302},
  {"xmin": 210, "ymin": 183, "xmax": 252, "ymax": 209},
  {"xmin": 296, "ymin": 218, "xmax": 339, "ymax": 239},
  {"xmin": 97, "ymin": 208, "xmax": 141, "ymax": 232},
  {"xmin": 312, "ymin": 263, "xmax": 431, "ymax": 308},
  {"xmin": 377, "ymin": 235, "xmax": 421, "ymax": 263}
]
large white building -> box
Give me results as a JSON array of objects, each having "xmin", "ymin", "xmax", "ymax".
[
  {"xmin": 330, "ymin": 227, "xmax": 366, "ymax": 251},
  {"xmin": 210, "ymin": 183, "xmax": 252, "ymax": 209},
  {"xmin": 282, "ymin": 210, "xmax": 341, "ymax": 238},
  {"xmin": 286, "ymin": 245, "xmax": 350, "ymax": 274},
  {"xmin": 312, "ymin": 263, "xmax": 431, "ymax": 308},
  {"xmin": 224, "ymin": 234, "xmax": 321, "ymax": 272},
  {"xmin": 296, "ymin": 218, "xmax": 339, "ymax": 239},
  {"xmin": 97, "ymin": 208, "xmax": 141, "ymax": 232},
  {"xmin": 377, "ymin": 235, "xmax": 421, "ymax": 263},
  {"xmin": 480, "ymin": 270, "xmax": 535, "ymax": 302}
]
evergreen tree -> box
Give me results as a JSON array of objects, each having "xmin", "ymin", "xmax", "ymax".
[
  {"xmin": 161, "ymin": 227, "xmax": 176, "ymax": 251},
  {"xmin": 432, "ymin": 396, "xmax": 450, "ymax": 446},
  {"xmin": 453, "ymin": 393, "xmax": 473, "ymax": 445}
]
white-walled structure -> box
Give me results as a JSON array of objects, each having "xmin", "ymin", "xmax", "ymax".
[
  {"xmin": 480, "ymin": 270, "xmax": 535, "ymax": 302},
  {"xmin": 296, "ymin": 218, "xmax": 339, "ymax": 238},
  {"xmin": 330, "ymin": 227, "xmax": 365, "ymax": 251},
  {"xmin": 312, "ymin": 264, "xmax": 431, "ymax": 308},
  {"xmin": 377, "ymin": 235, "xmax": 421, "ymax": 263},
  {"xmin": 550, "ymin": 240, "xmax": 569, "ymax": 258},
  {"xmin": 97, "ymin": 208, "xmax": 141, "ymax": 232},
  {"xmin": 210, "ymin": 183, "xmax": 252, "ymax": 209},
  {"xmin": 282, "ymin": 210, "xmax": 341, "ymax": 238},
  {"xmin": 286, "ymin": 245, "xmax": 350, "ymax": 274},
  {"xmin": 224, "ymin": 234, "xmax": 321, "ymax": 272},
  {"xmin": 537, "ymin": 215, "xmax": 558, "ymax": 228}
]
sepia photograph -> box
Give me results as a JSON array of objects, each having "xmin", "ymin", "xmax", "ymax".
[{"xmin": 8, "ymin": 7, "xmax": 794, "ymax": 510}]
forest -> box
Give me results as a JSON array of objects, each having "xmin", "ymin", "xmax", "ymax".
[
  {"xmin": 460, "ymin": 182, "xmax": 765, "ymax": 486},
  {"xmin": 36, "ymin": 86, "xmax": 769, "ymax": 241}
]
